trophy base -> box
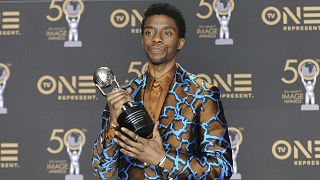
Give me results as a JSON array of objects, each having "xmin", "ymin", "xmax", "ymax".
[
  {"xmin": 215, "ymin": 38, "xmax": 234, "ymax": 45},
  {"xmin": 0, "ymin": 107, "xmax": 7, "ymax": 114},
  {"xmin": 65, "ymin": 174, "xmax": 83, "ymax": 180},
  {"xmin": 118, "ymin": 104, "xmax": 154, "ymax": 138},
  {"xmin": 231, "ymin": 173, "xmax": 242, "ymax": 179},
  {"xmin": 64, "ymin": 41, "xmax": 82, "ymax": 47},
  {"xmin": 301, "ymin": 104, "xmax": 319, "ymax": 111}
]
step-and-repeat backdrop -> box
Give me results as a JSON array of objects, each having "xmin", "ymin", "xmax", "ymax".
[{"xmin": 1, "ymin": 0, "xmax": 319, "ymax": 179}]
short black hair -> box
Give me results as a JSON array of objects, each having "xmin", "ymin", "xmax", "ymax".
[{"xmin": 141, "ymin": 3, "xmax": 186, "ymax": 39}]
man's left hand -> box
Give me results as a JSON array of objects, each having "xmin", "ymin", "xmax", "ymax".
[{"xmin": 114, "ymin": 122, "xmax": 166, "ymax": 165}]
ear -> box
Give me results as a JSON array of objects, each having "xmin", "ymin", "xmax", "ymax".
[
  {"xmin": 141, "ymin": 38, "xmax": 144, "ymax": 47},
  {"xmin": 177, "ymin": 38, "xmax": 186, "ymax": 50}
]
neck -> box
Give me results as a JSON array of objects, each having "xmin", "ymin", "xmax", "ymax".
[{"xmin": 148, "ymin": 60, "xmax": 176, "ymax": 79}]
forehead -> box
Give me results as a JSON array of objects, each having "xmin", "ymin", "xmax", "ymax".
[{"xmin": 144, "ymin": 15, "xmax": 178, "ymax": 30}]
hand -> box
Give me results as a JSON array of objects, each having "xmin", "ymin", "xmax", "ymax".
[
  {"xmin": 106, "ymin": 87, "xmax": 133, "ymax": 126},
  {"xmin": 114, "ymin": 122, "xmax": 166, "ymax": 165}
]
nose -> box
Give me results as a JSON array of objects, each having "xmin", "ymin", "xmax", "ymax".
[{"xmin": 152, "ymin": 31, "xmax": 162, "ymax": 43}]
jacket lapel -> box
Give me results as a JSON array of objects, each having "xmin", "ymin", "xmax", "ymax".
[
  {"xmin": 158, "ymin": 64, "xmax": 189, "ymax": 135},
  {"xmin": 129, "ymin": 74, "xmax": 147, "ymax": 105}
]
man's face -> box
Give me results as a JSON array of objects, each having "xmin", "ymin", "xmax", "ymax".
[{"xmin": 142, "ymin": 15, "xmax": 185, "ymax": 65}]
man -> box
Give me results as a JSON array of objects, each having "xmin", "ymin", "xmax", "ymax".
[{"xmin": 92, "ymin": 3, "xmax": 233, "ymax": 179}]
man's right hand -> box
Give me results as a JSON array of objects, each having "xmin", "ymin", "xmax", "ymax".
[{"xmin": 106, "ymin": 87, "xmax": 133, "ymax": 126}]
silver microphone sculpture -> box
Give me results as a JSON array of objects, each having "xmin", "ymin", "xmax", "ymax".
[{"xmin": 93, "ymin": 67, "xmax": 154, "ymax": 138}]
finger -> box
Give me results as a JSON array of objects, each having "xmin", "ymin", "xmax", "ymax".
[
  {"xmin": 109, "ymin": 93, "xmax": 129, "ymax": 107},
  {"xmin": 106, "ymin": 89, "xmax": 128, "ymax": 101},
  {"xmin": 107, "ymin": 88, "xmax": 124, "ymax": 96},
  {"xmin": 126, "ymin": 87, "xmax": 133, "ymax": 95},
  {"xmin": 121, "ymin": 127, "xmax": 146, "ymax": 144},
  {"xmin": 125, "ymin": 87, "xmax": 134, "ymax": 102},
  {"xmin": 114, "ymin": 137, "xmax": 139, "ymax": 155},
  {"xmin": 120, "ymin": 148, "xmax": 137, "ymax": 158},
  {"xmin": 112, "ymin": 96, "xmax": 132, "ymax": 110},
  {"xmin": 107, "ymin": 90, "xmax": 126, "ymax": 102},
  {"xmin": 152, "ymin": 121, "xmax": 160, "ymax": 138},
  {"xmin": 115, "ymin": 130, "xmax": 140, "ymax": 148}
]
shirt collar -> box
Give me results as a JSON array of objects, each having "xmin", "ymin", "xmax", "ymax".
[{"xmin": 147, "ymin": 63, "xmax": 177, "ymax": 90}]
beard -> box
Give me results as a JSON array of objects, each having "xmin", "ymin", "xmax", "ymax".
[
  {"xmin": 144, "ymin": 48, "xmax": 177, "ymax": 66},
  {"xmin": 144, "ymin": 50, "xmax": 167, "ymax": 65}
]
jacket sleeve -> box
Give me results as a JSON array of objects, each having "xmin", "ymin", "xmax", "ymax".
[
  {"xmin": 91, "ymin": 106, "xmax": 120, "ymax": 179},
  {"xmin": 162, "ymin": 86, "xmax": 233, "ymax": 179}
]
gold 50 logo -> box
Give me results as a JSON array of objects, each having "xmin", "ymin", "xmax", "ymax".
[
  {"xmin": 281, "ymin": 59, "xmax": 320, "ymax": 105},
  {"xmin": 110, "ymin": 9, "xmax": 143, "ymax": 34},
  {"xmin": 46, "ymin": 128, "xmax": 86, "ymax": 174},
  {"xmin": 37, "ymin": 75, "xmax": 97, "ymax": 101},
  {"xmin": 125, "ymin": 61, "xmax": 253, "ymax": 99},
  {"xmin": 46, "ymin": 0, "xmax": 84, "ymax": 22},
  {"xmin": 195, "ymin": 0, "xmax": 235, "ymax": 40},
  {"xmin": 46, "ymin": 0, "xmax": 67, "ymax": 41},
  {"xmin": 262, "ymin": 6, "xmax": 320, "ymax": 31},
  {"xmin": 272, "ymin": 139, "xmax": 320, "ymax": 166},
  {"xmin": 282, "ymin": 59, "xmax": 320, "ymax": 84},
  {"xmin": 46, "ymin": 0, "xmax": 84, "ymax": 41},
  {"xmin": 47, "ymin": 128, "xmax": 86, "ymax": 154},
  {"xmin": 196, "ymin": 0, "xmax": 235, "ymax": 19}
]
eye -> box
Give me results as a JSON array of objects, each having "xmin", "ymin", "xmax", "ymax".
[
  {"xmin": 163, "ymin": 31, "xmax": 173, "ymax": 37},
  {"xmin": 144, "ymin": 30, "xmax": 154, "ymax": 36}
]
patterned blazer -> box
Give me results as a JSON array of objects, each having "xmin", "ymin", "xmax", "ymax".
[{"xmin": 92, "ymin": 64, "xmax": 233, "ymax": 180}]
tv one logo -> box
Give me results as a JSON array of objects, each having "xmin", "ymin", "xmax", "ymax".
[
  {"xmin": 272, "ymin": 140, "xmax": 320, "ymax": 166},
  {"xmin": 0, "ymin": 11, "xmax": 21, "ymax": 36},
  {"xmin": 37, "ymin": 75, "xmax": 97, "ymax": 101},
  {"xmin": 197, "ymin": 73, "xmax": 254, "ymax": 99},
  {"xmin": 0, "ymin": 143, "xmax": 19, "ymax": 169},
  {"xmin": 262, "ymin": 6, "xmax": 320, "ymax": 31},
  {"xmin": 110, "ymin": 9, "xmax": 143, "ymax": 34}
]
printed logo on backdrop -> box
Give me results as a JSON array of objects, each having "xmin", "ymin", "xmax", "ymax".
[
  {"xmin": 272, "ymin": 139, "xmax": 320, "ymax": 166},
  {"xmin": 196, "ymin": 0, "xmax": 235, "ymax": 45},
  {"xmin": 0, "ymin": 63, "xmax": 11, "ymax": 114},
  {"xmin": 37, "ymin": 75, "xmax": 97, "ymax": 101},
  {"xmin": 123, "ymin": 61, "xmax": 253, "ymax": 100},
  {"xmin": 0, "ymin": 11, "xmax": 21, "ymax": 36},
  {"xmin": 197, "ymin": 73, "xmax": 253, "ymax": 99},
  {"xmin": 47, "ymin": 128, "xmax": 86, "ymax": 177},
  {"xmin": 281, "ymin": 58, "xmax": 320, "ymax": 111},
  {"xmin": 228, "ymin": 127, "xmax": 243, "ymax": 179},
  {"xmin": 0, "ymin": 143, "xmax": 19, "ymax": 169},
  {"xmin": 46, "ymin": 0, "xmax": 84, "ymax": 47},
  {"xmin": 110, "ymin": 8, "xmax": 144, "ymax": 34},
  {"xmin": 262, "ymin": 5, "xmax": 320, "ymax": 31}
]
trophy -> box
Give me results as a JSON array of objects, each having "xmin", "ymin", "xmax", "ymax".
[
  {"xmin": 93, "ymin": 67, "xmax": 154, "ymax": 138},
  {"xmin": 228, "ymin": 127, "xmax": 242, "ymax": 179},
  {"xmin": 213, "ymin": 0, "xmax": 234, "ymax": 45},
  {"xmin": 65, "ymin": 131, "xmax": 84, "ymax": 180},
  {"xmin": 0, "ymin": 64, "xmax": 9, "ymax": 114},
  {"xmin": 63, "ymin": 0, "xmax": 84, "ymax": 47},
  {"xmin": 299, "ymin": 60, "xmax": 319, "ymax": 111}
]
